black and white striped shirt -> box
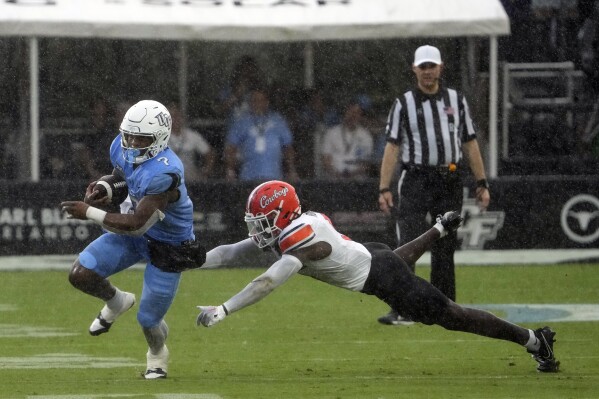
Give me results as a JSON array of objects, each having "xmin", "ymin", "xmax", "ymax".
[{"xmin": 385, "ymin": 87, "xmax": 476, "ymax": 166}]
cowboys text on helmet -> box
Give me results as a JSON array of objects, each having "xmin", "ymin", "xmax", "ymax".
[{"xmin": 259, "ymin": 186, "xmax": 289, "ymax": 209}]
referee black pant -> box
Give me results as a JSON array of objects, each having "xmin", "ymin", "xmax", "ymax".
[{"xmin": 394, "ymin": 166, "xmax": 463, "ymax": 301}]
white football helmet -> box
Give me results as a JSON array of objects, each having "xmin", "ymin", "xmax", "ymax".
[{"xmin": 119, "ymin": 100, "xmax": 172, "ymax": 164}]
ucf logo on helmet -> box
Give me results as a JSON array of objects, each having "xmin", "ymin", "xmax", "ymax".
[
  {"xmin": 259, "ymin": 187, "xmax": 289, "ymax": 208},
  {"xmin": 155, "ymin": 112, "xmax": 171, "ymax": 128}
]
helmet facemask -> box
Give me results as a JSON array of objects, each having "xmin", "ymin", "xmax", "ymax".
[
  {"xmin": 245, "ymin": 207, "xmax": 283, "ymax": 249},
  {"xmin": 120, "ymin": 130, "xmax": 168, "ymax": 165}
]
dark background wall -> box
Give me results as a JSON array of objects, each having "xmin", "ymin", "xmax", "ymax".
[{"xmin": 1, "ymin": 177, "xmax": 597, "ymax": 256}]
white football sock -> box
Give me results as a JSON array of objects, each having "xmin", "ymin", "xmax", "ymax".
[
  {"xmin": 103, "ymin": 288, "xmax": 126, "ymax": 322},
  {"xmin": 525, "ymin": 329, "xmax": 540, "ymax": 351}
]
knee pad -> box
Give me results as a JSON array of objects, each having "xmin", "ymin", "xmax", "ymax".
[{"xmin": 78, "ymin": 252, "xmax": 99, "ymax": 272}]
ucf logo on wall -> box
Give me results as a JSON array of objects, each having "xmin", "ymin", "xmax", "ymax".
[
  {"xmin": 561, "ymin": 194, "xmax": 599, "ymax": 244},
  {"xmin": 458, "ymin": 188, "xmax": 505, "ymax": 250}
]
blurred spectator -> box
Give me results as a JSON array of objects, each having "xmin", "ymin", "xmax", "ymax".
[
  {"xmin": 71, "ymin": 97, "xmax": 117, "ymax": 180},
  {"xmin": 41, "ymin": 135, "xmax": 73, "ymax": 180},
  {"xmin": 320, "ymin": 97, "xmax": 373, "ymax": 180},
  {"xmin": 300, "ymin": 88, "xmax": 340, "ymax": 129},
  {"xmin": 370, "ymin": 128, "xmax": 388, "ymax": 175},
  {"xmin": 270, "ymin": 86, "xmax": 312, "ymax": 178},
  {"xmin": 167, "ymin": 102, "xmax": 216, "ymax": 182},
  {"xmin": 215, "ymin": 55, "xmax": 266, "ymax": 126},
  {"xmin": 341, "ymin": 93, "xmax": 388, "ymax": 177},
  {"xmin": 224, "ymin": 87, "xmax": 298, "ymax": 182},
  {"xmin": 360, "ymin": 101, "xmax": 389, "ymax": 178},
  {"xmin": 295, "ymin": 88, "xmax": 340, "ymax": 179}
]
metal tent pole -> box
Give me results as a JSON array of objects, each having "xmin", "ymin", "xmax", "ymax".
[
  {"xmin": 488, "ymin": 35, "xmax": 498, "ymax": 178},
  {"xmin": 29, "ymin": 37, "xmax": 40, "ymax": 182}
]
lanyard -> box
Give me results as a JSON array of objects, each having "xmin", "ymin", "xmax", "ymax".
[{"xmin": 341, "ymin": 125, "xmax": 355, "ymax": 155}]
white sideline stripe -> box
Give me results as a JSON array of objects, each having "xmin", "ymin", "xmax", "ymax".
[
  {"xmin": 1, "ymin": 249, "xmax": 599, "ymax": 271},
  {"xmin": 0, "ymin": 323, "xmax": 77, "ymax": 338},
  {"xmin": 0, "ymin": 256, "xmax": 146, "ymax": 271},
  {"xmin": 415, "ymin": 249, "xmax": 599, "ymax": 265},
  {"xmin": 0, "ymin": 353, "xmax": 143, "ymax": 369}
]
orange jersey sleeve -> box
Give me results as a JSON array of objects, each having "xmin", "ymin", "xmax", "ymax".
[{"xmin": 278, "ymin": 223, "xmax": 316, "ymax": 253}]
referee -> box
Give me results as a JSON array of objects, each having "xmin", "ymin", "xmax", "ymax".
[{"xmin": 377, "ymin": 45, "xmax": 490, "ymax": 325}]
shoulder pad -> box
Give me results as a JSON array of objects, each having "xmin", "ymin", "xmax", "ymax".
[{"xmin": 278, "ymin": 222, "xmax": 315, "ymax": 254}]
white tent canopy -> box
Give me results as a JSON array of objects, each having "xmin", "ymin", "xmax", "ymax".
[
  {"xmin": 1, "ymin": 0, "xmax": 509, "ymax": 41},
  {"xmin": 0, "ymin": 0, "xmax": 509, "ymax": 180}
]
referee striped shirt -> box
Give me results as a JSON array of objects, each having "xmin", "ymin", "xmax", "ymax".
[{"xmin": 385, "ymin": 87, "xmax": 476, "ymax": 166}]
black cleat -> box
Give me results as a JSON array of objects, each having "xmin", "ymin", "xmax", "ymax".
[
  {"xmin": 528, "ymin": 326, "xmax": 560, "ymax": 372},
  {"xmin": 88, "ymin": 292, "xmax": 136, "ymax": 336},
  {"xmin": 436, "ymin": 211, "xmax": 463, "ymax": 234},
  {"xmin": 143, "ymin": 368, "xmax": 167, "ymax": 379},
  {"xmin": 89, "ymin": 313, "xmax": 113, "ymax": 336},
  {"xmin": 377, "ymin": 309, "xmax": 414, "ymax": 326}
]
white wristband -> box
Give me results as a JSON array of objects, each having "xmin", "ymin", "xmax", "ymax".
[
  {"xmin": 86, "ymin": 207, "xmax": 107, "ymax": 224},
  {"xmin": 433, "ymin": 222, "xmax": 447, "ymax": 238}
]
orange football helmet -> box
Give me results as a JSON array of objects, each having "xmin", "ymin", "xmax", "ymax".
[{"xmin": 244, "ymin": 180, "xmax": 301, "ymax": 248}]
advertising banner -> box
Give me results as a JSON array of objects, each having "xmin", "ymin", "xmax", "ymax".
[{"xmin": 0, "ymin": 177, "xmax": 598, "ymax": 256}]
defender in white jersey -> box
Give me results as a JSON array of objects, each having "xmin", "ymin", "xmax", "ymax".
[{"xmin": 196, "ymin": 181, "xmax": 559, "ymax": 373}]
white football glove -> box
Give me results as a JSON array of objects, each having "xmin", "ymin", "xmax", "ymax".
[{"xmin": 196, "ymin": 305, "xmax": 227, "ymax": 327}]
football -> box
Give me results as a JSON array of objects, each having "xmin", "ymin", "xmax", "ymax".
[{"xmin": 94, "ymin": 174, "xmax": 129, "ymax": 205}]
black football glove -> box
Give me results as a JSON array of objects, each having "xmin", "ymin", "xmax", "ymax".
[{"xmin": 435, "ymin": 211, "xmax": 463, "ymax": 237}]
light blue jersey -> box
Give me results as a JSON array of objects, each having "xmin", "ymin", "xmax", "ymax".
[{"xmin": 110, "ymin": 135, "xmax": 194, "ymax": 244}]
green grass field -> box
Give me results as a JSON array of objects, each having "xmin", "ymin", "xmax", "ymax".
[{"xmin": 1, "ymin": 264, "xmax": 598, "ymax": 399}]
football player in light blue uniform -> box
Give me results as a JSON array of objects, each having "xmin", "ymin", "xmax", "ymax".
[{"xmin": 61, "ymin": 100, "xmax": 195, "ymax": 380}]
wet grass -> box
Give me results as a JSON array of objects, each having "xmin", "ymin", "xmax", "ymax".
[{"xmin": 0, "ymin": 264, "xmax": 597, "ymax": 398}]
